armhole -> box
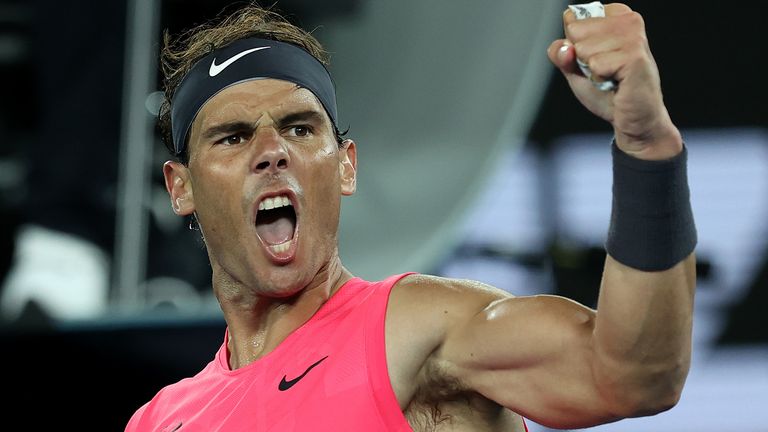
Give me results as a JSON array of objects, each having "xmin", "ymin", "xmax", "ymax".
[{"xmin": 365, "ymin": 272, "xmax": 417, "ymax": 431}]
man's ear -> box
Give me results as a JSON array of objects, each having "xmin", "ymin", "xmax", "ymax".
[
  {"xmin": 339, "ymin": 139, "xmax": 357, "ymax": 196},
  {"xmin": 163, "ymin": 161, "xmax": 196, "ymax": 215}
]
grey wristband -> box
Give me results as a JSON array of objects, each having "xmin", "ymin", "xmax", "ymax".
[{"xmin": 605, "ymin": 142, "xmax": 697, "ymax": 271}]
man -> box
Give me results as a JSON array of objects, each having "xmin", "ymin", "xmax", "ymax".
[{"xmin": 126, "ymin": 2, "xmax": 696, "ymax": 431}]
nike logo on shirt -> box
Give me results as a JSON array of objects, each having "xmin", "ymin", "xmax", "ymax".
[
  {"xmin": 161, "ymin": 421, "xmax": 182, "ymax": 432},
  {"xmin": 278, "ymin": 355, "xmax": 329, "ymax": 391},
  {"xmin": 208, "ymin": 46, "xmax": 271, "ymax": 77}
]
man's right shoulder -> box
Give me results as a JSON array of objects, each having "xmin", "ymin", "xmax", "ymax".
[
  {"xmin": 385, "ymin": 273, "xmax": 516, "ymax": 372},
  {"xmin": 390, "ymin": 273, "xmax": 515, "ymax": 329},
  {"xmin": 382, "ymin": 274, "xmax": 519, "ymax": 412}
]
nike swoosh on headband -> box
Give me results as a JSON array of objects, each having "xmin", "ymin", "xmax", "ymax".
[{"xmin": 209, "ymin": 46, "xmax": 271, "ymax": 77}]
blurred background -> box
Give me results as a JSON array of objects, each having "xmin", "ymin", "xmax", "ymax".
[{"xmin": 0, "ymin": 0, "xmax": 765, "ymax": 430}]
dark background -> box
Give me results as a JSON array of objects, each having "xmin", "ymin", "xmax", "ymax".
[{"xmin": 0, "ymin": 0, "xmax": 764, "ymax": 429}]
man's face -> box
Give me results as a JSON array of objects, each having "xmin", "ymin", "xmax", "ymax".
[{"xmin": 165, "ymin": 79, "xmax": 356, "ymax": 296}]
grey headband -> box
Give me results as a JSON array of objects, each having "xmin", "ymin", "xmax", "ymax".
[{"xmin": 170, "ymin": 37, "xmax": 338, "ymax": 155}]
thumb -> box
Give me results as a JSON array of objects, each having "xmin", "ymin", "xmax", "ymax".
[{"xmin": 547, "ymin": 39, "xmax": 581, "ymax": 76}]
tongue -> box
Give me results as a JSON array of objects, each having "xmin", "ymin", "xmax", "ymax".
[{"xmin": 256, "ymin": 211, "xmax": 295, "ymax": 245}]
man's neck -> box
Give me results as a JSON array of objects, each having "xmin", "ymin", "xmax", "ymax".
[{"xmin": 216, "ymin": 257, "xmax": 353, "ymax": 369}]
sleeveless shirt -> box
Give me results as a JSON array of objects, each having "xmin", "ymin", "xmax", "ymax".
[{"xmin": 125, "ymin": 273, "xmax": 414, "ymax": 431}]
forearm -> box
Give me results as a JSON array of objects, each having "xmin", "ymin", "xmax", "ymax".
[
  {"xmin": 593, "ymin": 254, "xmax": 695, "ymax": 414},
  {"xmin": 591, "ymin": 135, "xmax": 697, "ymax": 415}
]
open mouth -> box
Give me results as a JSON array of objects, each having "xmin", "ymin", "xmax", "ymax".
[{"xmin": 255, "ymin": 194, "xmax": 297, "ymax": 255}]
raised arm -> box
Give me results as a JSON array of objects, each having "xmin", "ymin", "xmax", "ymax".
[{"xmin": 425, "ymin": 4, "xmax": 696, "ymax": 429}]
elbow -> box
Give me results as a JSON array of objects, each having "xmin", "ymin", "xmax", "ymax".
[
  {"xmin": 599, "ymin": 360, "xmax": 689, "ymax": 418},
  {"xmin": 627, "ymin": 378, "xmax": 684, "ymax": 417}
]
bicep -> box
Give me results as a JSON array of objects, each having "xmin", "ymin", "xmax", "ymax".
[{"xmin": 439, "ymin": 294, "xmax": 621, "ymax": 429}]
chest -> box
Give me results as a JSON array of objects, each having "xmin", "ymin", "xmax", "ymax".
[{"xmin": 145, "ymin": 306, "xmax": 410, "ymax": 431}]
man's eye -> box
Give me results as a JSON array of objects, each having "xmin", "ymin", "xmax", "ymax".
[
  {"xmin": 288, "ymin": 126, "xmax": 310, "ymax": 137},
  {"xmin": 217, "ymin": 134, "xmax": 245, "ymax": 145}
]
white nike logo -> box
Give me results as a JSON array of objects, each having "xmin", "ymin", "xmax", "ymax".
[{"xmin": 208, "ymin": 46, "xmax": 271, "ymax": 77}]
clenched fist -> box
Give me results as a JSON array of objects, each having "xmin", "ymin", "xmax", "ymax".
[{"xmin": 547, "ymin": 3, "xmax": 682, "ymax": 161}]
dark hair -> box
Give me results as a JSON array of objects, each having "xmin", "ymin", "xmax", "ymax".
[{"xmin": 157, "ymin": 2, "xmax": 345, "ymax": 164}]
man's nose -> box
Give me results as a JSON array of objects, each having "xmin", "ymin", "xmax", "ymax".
[{"xmin": 251, "ymin": 128, "xmax": 289, "ymax": 173}]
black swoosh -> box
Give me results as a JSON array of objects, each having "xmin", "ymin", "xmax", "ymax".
[
  {"xmin": 278, "ymin": 355, "xmax": 329, "ymax": 391},
  {"xmin": 162, "ymin": 422, "xmax": 182, "ymax": 432}
]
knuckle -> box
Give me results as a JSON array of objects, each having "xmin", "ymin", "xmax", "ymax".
[
  {"xmin": 627, "ymin": 11, "xmax": 645, "ymax": 29},
  {"xmin": 588, "ymin": 56, "xmax": 602, "ymax": 73},
  {"xmin": 628, "ymin": 34, "xmax": 650, "ymax": 55},
  {"xmin": 607, "ymin": 2, "xmax": 633, "ymax": 14},
  {"xmin": 565, "ymin": 22, "xmax": 577, "ymax": 36},
  {"xmin": 573, "ymin": 41, "xmax": 586, "ymax": 57}
]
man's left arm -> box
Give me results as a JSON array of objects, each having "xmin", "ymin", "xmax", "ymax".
[
  {"xmin": 432, "ymin": 4, "xmax": 696, "ymax": 428},
  {"xmin": 554, "ymin": 0, "xmax": 698, "ymax": 411}
]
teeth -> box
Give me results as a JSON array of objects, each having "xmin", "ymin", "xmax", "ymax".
[
  {"xmin": 258, "ymin": 195, "xmax": 292, "ymax": 211},
  {"xmin": 269, "ymin": 241, "xmax": 290, "ymax": 253}
]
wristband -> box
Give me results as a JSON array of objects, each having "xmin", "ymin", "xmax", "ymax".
[{"xmin": 605, "ymin": 142, "xmax": 696, "ymax": 271}]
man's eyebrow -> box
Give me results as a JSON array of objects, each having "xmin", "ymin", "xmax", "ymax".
[
  {"xmin": 277, "ymin": 110, "xmax": 327, "ymax": 128},
  {"xmin": 200, "ymin": 121, "xmax": 256, "ymax": 140}
]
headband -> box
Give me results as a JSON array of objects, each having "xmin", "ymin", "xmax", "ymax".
[{"xmin": 170, "ymin": 37, "xmax": 338, "ymax": 155}]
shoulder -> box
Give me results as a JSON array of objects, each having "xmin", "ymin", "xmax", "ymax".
[
  {"xmin": 384, "ymin": 272, "xmax": 593, "ymax": 371},
  {"xmin": 383, "ymin": 274, "xmax": 516, "ymax": 400},
  {"xmin": 384, "ymin": 274, "xmax": 597, "ymax": 414},
  {"xmin": 390, "ymin": 273, "xmax": 515, "ymax": 327},
  {"xmin": 386, "ymin": 273, "xmax": 534, "ymax": 362},
  {"xmin": 387, "ymin": 273, "xmax": 592, "ymax": 350}
]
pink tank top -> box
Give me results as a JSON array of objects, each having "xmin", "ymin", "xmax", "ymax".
[{"xmin": 125, "ymin": 273, "xmax": 414, "ymax": 431}]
